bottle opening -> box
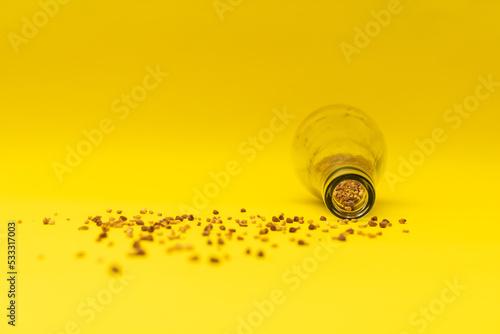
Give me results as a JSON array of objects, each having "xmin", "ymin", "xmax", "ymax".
[
  {"xmin": 323, "ymin": 168, "xmax": 375, "ymax": 219},
  {"xmin": 332, "ymin": 180, "xmax": 367, "ymax": 212}
]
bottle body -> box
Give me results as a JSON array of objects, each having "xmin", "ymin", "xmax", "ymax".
[{"xmin": 291, "ymin": 105, "xmax": 386, "ymax": 219}]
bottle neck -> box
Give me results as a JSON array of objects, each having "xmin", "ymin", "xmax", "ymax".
[{"xmin": 323, "ymin": 166, "xmax": 376, "ymax": 219}]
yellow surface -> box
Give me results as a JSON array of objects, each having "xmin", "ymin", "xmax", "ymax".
[{"xmin": 1, "ymin": 0, "xmax": 500, "ymax": 333}]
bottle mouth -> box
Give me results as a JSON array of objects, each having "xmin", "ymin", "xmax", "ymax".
[{"xmin": 323, "ymin": 167, "xmax": 375, "ymax": 219}]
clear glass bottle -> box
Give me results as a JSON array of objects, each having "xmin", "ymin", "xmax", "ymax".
[{"xmin": 291, "ymin": 105, "xmax": 387, "ymax": 219}]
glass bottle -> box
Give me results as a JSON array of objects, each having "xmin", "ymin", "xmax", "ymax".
[{"xmin": 291, "ymin": 105, "xmax": 387, "ymax": 219}]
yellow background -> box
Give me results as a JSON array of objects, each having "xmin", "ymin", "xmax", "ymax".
[{"xmin": 1, "ymin": 0, "xmax": 499, "ymax": 333}]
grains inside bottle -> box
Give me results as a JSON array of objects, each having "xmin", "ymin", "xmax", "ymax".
[{"xmin": 332, "ymin": 180, "xmax": 367, "ymax": 212}]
